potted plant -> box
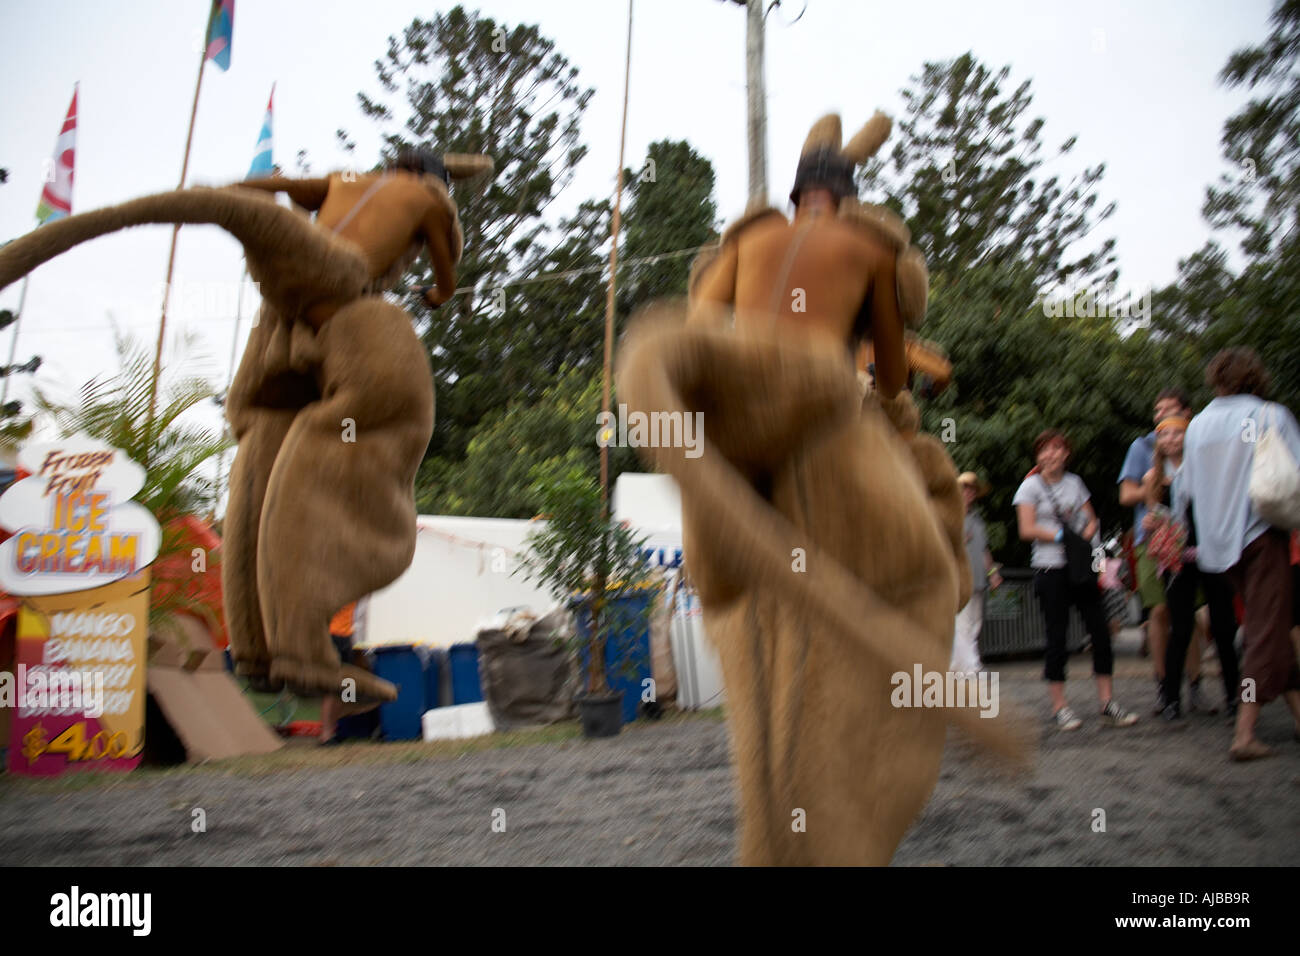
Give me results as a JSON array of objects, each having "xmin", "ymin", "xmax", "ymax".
[{"xmin": 516, "ymin": 466, "xmax": 659, "ymax": 738}]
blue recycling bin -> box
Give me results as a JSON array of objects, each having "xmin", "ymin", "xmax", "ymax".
[
  {"xmin": 573, "ymin": 589, "xmax": 656, "ymax": 725},
  {"xmin": 448, "ymin": 643, "xmax": 483, "ymax": 704},
  {"xmin": 370, "ymin": 644, "xmax": 427, "ymax": 741}
]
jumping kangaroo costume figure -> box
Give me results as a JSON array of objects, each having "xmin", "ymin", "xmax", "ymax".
[
  {"xmin": 618, "ymin": 113, "xmax": 1023, "ymax": 865},
  {"xmin": 0, "ymin": 149, "xmax": 492, "ymax": 702}
]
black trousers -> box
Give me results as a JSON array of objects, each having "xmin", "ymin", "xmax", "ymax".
[
  {"xmin": 1035, "ymin": 567, "xmax": 1113, "ymax": 681},
  {"xmin": 1161, "ymin": 563, "xmax": 1239, "ymax": 709}
]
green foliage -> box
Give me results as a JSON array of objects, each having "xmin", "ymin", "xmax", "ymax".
[
  {"xmin": 862, "ymin": 55, "xmax": 1156, "ymax": 560},
  {"xmin": 514, "ymin": 467, "xmax": 656, "ymax": 695},
  {"xmin": 352, "ymin": 5, "xmax": 594, "ymax": 463},
  {"xmin": 920, "ymin": 266, "xmax": 1195, "ymax": 560},
  {"xmin": 32, "ymin": 333, "xmax": 231, "ymax": 635},
  {"xmin": 618, "ymin": 139, "xmax": 719, "ymax": 317},
  {"xmin": 864, "ymin": 52, "xmax": 1117, "ymax": 291},
  {"xmin": 1204, "ymin": 0, "xmax": 1300, "ymax": 259},
  {"xmin": 418, "ymin": 363, "xmax": 639, "ymax": 517},
  {"xmin": 1154, "ymin": 1, "xmax": 1300, "ymax": 414}
]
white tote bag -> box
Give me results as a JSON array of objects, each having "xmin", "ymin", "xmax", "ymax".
[{"xmin": 1249, "ymin": 403, "xmax": 1300, "ymax": 529}]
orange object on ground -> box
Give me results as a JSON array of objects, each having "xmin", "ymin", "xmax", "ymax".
[
  {"xmin": 151, "ymin": 514, "xmax": 229, "ymax": 649},
  {"xmin": 330, "ymin": 602, "xmax": 356, "ymax": 637},
  {"xmin": 282, "ymin": 720, "xmax": 323, "ymax": 737}
]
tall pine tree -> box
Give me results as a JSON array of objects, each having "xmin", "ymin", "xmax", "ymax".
[{"xmin": 351, "ymin": 7, "xmax": 594, "ymax": 462}]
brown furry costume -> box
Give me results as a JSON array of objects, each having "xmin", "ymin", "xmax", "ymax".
[
  {"xmin": 0, "ymin": 155, "xmax": 491, "ymax": 701},
  {"xmin": 617, "ymin": 114, "xmax": 1021, "ymax": 865}
]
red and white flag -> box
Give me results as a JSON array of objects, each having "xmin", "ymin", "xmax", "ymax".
[{"xmin": 36, "ymin": 85, "xmax": 77, "ymax": 225}]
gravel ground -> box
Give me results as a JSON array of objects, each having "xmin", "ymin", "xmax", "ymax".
[{"xmin": 2, "ymin": 631, "xmax": 1298, "ymax": 866}]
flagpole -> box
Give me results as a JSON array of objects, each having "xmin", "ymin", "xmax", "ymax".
[
  {"xmin": 0, "ymin": 276, "xmax": 30, "ymax": 406},
  {"xmin": 148, "ymin": 34, "xmax": 209, "ymax": 438},
  {"xmin": 213, "ymin": 265, "xmax": 247, "ymax": 521}
]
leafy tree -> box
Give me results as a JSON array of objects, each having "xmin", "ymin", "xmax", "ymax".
[
  {"xmin": 419, "ymin": 363, "xmax": 639, "ymax": 518},
  {"xmin": 918, "ymin": 265, "xmax": 1172, "ymax": 563},
  {"xmin": 1203, "ymin": 0, "xmax": 1300, "ymax": 260},
  {"xmin": 350, "ymin": 6, "xmax": 594, "ymax": 463},
  {"xmin": 415, "ymin": 137, "xmax": 719, "ymax": 517},
  {"xmin": 1155, "ymin": 0, "xmax": 1300, "ymax": 412},
  {"xmin": 864, "ymin": 52, "xmax": 1117, "ymax": 295},
  {"xmin": 859, "ymin": 55, "xmax": 1190, "ymax": 562},
  {"xmin": 618, "ymin": 139, "xmax": 719, "ymax": 317}
]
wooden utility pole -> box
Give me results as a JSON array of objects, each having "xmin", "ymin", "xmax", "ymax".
[{"xmin": 745, "ymin": 0, "xmax": 768, "ymax": 206}]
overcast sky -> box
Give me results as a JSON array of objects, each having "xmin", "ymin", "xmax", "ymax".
[{"xmin": 0, "ymin": 0, "xmax": 1274, "ymax": 443}]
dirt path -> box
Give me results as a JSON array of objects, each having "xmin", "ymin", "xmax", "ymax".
[{"xmin": 2, "ymin": 639, "xmax": 1298, "ymax": 866}]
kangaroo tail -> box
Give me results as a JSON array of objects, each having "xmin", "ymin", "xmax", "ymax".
[{"xmin": 0, "ymin": 186, "xmax": 370, "ymax": 315}]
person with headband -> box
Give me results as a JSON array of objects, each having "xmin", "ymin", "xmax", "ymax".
[{"xmin": 1118, "ymin": 389, "xmax": 1210, "ymax": 714}]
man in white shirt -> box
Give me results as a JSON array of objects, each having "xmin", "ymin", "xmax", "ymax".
[{"xmin": 1175, "ymin": 348, "xmax": 1300, "ymax": 760}]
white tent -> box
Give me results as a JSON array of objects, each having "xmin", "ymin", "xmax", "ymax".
[{"xmin": 361, "ymin": 474, "xmax": 725, "ymax": 709}]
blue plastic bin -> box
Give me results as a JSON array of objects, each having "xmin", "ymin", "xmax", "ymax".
[
  {"xmin": 574, "ymin": 590, "xmax": 655, "ymax": 725},
  {"xmin": 370, "ymin": 644, "xmax": 427, "ymax": 741},
  {"xmin": 448, "ymin": 643, "xmax": 484, "ymax": 704}
]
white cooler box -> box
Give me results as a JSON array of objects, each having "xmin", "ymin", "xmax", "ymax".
[{"xmin": 422, "ymin": 702, "xmax": 496, "ymax": 741}]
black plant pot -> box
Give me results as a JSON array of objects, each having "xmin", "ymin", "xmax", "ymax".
[{"xmin": 578, "ymin": 691, "xmax": 624, "ymax": 738}]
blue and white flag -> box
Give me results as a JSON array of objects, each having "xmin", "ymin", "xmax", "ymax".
[{"xmin": 247, "ymin": 84, "xmax": 273, "ymax": 178}]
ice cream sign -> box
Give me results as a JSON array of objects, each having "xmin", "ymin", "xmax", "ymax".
[{"xmin": 0, "ymin": 436, "xmax": 161, "ymax": 595}]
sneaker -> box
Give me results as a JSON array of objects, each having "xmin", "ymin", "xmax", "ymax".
[
  {"xmin": 1102, "ymin": 700, "xmax": 1139, "ymax": 727},
  {"xmin": 1152, "ymin": 680, "xmax": 1168, "ymax": 716},
  {"xmin": 1161, "ymin": 701, "xmax": 1186, "ymax": 726},
  {"xmin": 1053, "ymin": 706, "xmax": 1082, "ymax": 731},
  {"xmin": 1187, "ymin": 678, "xmax": 1218, "ymax": 715}
]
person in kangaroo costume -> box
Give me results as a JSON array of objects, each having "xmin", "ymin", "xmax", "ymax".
[
  {"xmin": 618, "ymin": 112, "xmax": 1024, "ymax": 866},
  {"xmin": 0, "ymin": 148, "xmax": 492, "ymax": 702}
]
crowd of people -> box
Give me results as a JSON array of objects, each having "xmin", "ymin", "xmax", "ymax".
[{"xmin": 952, "ymin": 346, "xmax": 1300, "ymax": 760}]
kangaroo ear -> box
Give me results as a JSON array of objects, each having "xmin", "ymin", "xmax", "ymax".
[
  {"xmin": 842, "ymin": 112, "xmax": 892, "ymax": 165},
  {"xmin": 443, "ymin": 153, "xmax": 495, "ymax": 181},
  {"xmin": 800, "ymin": 113, "xmax": 842, "ymax": 157}
]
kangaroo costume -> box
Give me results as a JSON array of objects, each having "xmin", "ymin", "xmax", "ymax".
[
  {"xmin": 618, "ymin": 113, "xmax": 1022, "ymax": 865},
  {"xmin": 0, "ymin": 151, "xmax": 492, "ymax": 702}
]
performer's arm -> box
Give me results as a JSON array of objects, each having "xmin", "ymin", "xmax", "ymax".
[
  {"xmin": 688, "ymin": 240, "xmax": 738, "ymax": 327},
  {"xmin": 420, "ymin": 203, "xmax": 459, "ymax": 307},
  {"xmin": 237, "ymin": 175, "xmax": 331, "ymax": 212},
  {"xmin": 870, "ymin": 251, "xmax": 907, "ymax": 399}
]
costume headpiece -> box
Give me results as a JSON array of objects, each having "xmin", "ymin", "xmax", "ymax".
[
  {"xmin": 392, "ymin": 148, "xmax": 495, "ymax": 186},
  {"xmin": 790, "ymin": 112, "xmax": 892, "ymax": 206}
]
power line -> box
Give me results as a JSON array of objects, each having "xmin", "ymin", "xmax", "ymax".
[{"xmin": 20, "ymin": 243, "xmax": 713, "ymax": 331}]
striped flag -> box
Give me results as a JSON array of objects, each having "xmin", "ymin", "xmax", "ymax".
[
  {"xmin": 35, "ymin": 86, "xmax": 77, "ymax": 225},
  {"xmin": 205, "ymin": 0, "xmax": 235, "ymax": 72},
  {"xmin": 247, "ymin": 84, "xmax": 274, "ymax": 178}
]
